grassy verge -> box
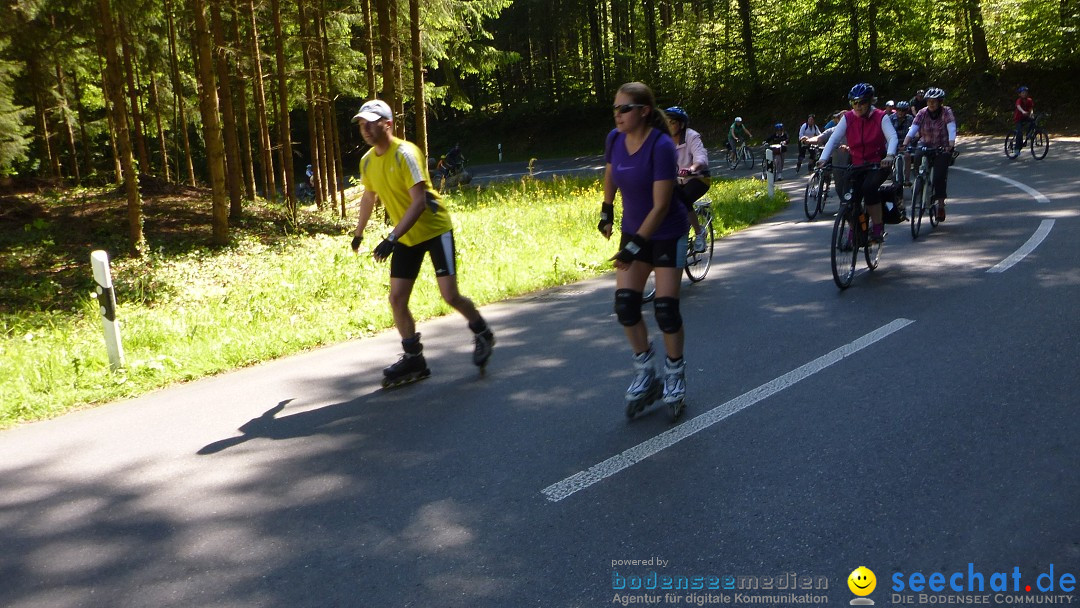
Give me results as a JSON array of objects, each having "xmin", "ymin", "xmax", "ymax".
[{"xmin": 0, "ymin": 176, "xmax": 786, "ymax": 428}]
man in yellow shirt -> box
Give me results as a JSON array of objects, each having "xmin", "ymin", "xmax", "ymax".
[{"xmin": 350, "ymin": 100, "xmax": 495, "ymax": 387}]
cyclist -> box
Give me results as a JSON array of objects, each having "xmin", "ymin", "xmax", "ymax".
[
  {"xmin": 764, "ymin": 122, "xmax": 790, "ymax": 180},
  {"xmin": 727, "ymin": 117, "xmax": 753, "ymax": 155},
  {"xmin": 349, "ymin": 100, "xmax": 495, "ymax": 387},
  {"xmin": 823, "ymin": 111, "xmax": 843, "ymax": 130},
  {"xmin": 797, "ymin": 114, "xmax": 821, "ymax": 173},
  {"xmin": 891, "ymin": 101, "xmax": 915, "ymax": 185},
  {"xmin": 884, "ymin": 100, "xmax": 896, "ymax": 115},
  {"xmin": 909, "ymin": 89, "xmax": 927, "ymax": 114},
  {"xmin": 665, "ymin": 106, "xmax": 710, "ymax": 253},
  {"xmin": 817, "ymin": 82, "xmax": 898, "ymax": 243},
  {"xmin": 901, "ymin": 87, "xmax": 956, "ymax": 222},
  {"xmin": 1013, "ymin": 86, "xmax": 1034, "ymax": 150},
  {"xmin": 598, "ymin": 82, "xmax": 690, "ymax": 412}
]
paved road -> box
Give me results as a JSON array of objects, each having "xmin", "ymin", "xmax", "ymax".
[{"xmin": 2, "ymin": 137, "xmax": 1078, "ymax": 608}]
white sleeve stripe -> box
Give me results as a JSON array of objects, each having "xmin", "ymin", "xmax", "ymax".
[{"xmin": 399, "ymin": 147, "xmax": 425, "ymax": 185}]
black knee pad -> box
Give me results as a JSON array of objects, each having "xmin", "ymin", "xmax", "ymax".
[
  {"xmin": 614, "ymin": 289, "xmax": 643, "ymax": 326},
  {"xmin": 654, "ymin": 297, "xmax": 683, "ymax": 334}
]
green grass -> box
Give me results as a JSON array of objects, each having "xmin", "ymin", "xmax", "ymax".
[{"xmin": 0, "ymin": 176, "xmax": 786, "ymax": 428}]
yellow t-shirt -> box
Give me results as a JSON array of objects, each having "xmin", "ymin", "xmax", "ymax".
[{"xmin": 360, "ymin": 137, "xmax": 452, "ymax": 246}]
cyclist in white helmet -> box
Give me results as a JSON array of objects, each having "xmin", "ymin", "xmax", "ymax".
[{"xmin": 902, "ymin": 87, "xmax": 956, "ymax": 221}]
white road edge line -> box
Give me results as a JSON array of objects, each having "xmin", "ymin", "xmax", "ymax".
[
  {"xmin": 953, "ymin": 166, "xmax": 1050, "ymax": 204},
  {"xmin": 950, "ymin": 166, "xmax": 1053, "ymax": 272},
  {"xmin": 541, "ymin": 318, "xmax": 916, "ymax": 503},
  {"xmin": 987, "ymin": 219, "xmax": 1055, "ymax": 274}
]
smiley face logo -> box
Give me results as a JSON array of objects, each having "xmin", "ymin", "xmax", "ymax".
[{"xmin": 848, "ymin": 566, "xmax": 877, "ymax": 596}]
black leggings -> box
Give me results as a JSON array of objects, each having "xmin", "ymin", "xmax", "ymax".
[
  {"xmin": 675, "ymin": 179, "xmax": 709, "ymax": 212},
  {"xmin": 845, "ymin": 167, "xmax": 890, "ymax": 209},
  {"xmin": 914, "ymin": 150, "xmax": 951, "ymax": 200}
]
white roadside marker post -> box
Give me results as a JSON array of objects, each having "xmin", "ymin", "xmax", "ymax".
[{"xmin": 90, "ymin": 250, "xmax": 125, "ymax": 370}]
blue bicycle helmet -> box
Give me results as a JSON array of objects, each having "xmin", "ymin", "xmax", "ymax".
[
  {"xmin": 896, "ymin": 100, "xmax": 910, "ymax": 111},
  {"xmin": 1018, "ymin": 86, "xmax": 1029, "ymax": 93},
  {"xmin": 774, "ymin": 122, "xmax": 783, "ymax": 129},
  {"xmin": 665, "ymin": 106, "xmax": 689, "ymax": 123},
  {"xmin": 848, "ymin": 82, "xmax": 876, "ymax": 103},
  {"xmin": 925, "ymin": 87, "xmax": 946, "ymax": 99}
]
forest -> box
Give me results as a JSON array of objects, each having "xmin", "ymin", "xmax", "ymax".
[{"xmin": 0, "ymin": 0, "xmax": 1075, "ymax": 252}]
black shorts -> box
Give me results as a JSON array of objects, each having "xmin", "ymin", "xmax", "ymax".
[
  {"xmin": 389, "ymin": 231, "xmax": 458, "ymax": 280},
  {"xmin": 619, "ymin": 232, "xmax": 686, "ymax": 268}
]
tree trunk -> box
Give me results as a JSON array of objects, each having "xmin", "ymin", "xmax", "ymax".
[
  {"xmin": 149, "ymin": 71, "xmax": 171, "ymax": 183},
  {"xmin": 70, "ymin": 69, "xmax": 94, "ymax": 178},
  {"xmin": 94, "ymin": 43, "xmax": 123, "ymax": 183},
  {"xmin": 166, "ymin": 0, "xmax": 197, "ymax": 186},
  {"xmin": 967, "ymin": 0, "xmax": 990, "ymax": 70},
  {"xmin": 118, "ymin": 14, "xmax": 151, "ymax": 173},
  {"xmin": 409, "ymin": 0, "xmax": 427, "ymax": 156},
  {"xmin": 736, "ymin": 0, "xmax": 759, "ymax": 92},
  {"xmin": 244, "ymin": 0, "xmax": 275, "ymax": 198},
  {"xmin": 230, "ymin": 0, "xmax": 257, "ymax": 199},
  {"xmin": 868, "ymin": 0, "xmax": 879, "ymax": 76},
  {"xmin": 298, "ymin": 0, "xmax": 324, "ymax": 208},
  {"xmin": 588, "ymin": 0, "xmax": 605, "ymax": 102},
  {"xmin": 389, "ymin": 0, "xmax": 405, "ymax": 138},
  {"xmin": 847, "ymin": 0, "xmax": 860, "ymax": 73},
  {"xmin": 362, "ymin": 0, "xmax": 377, "ymax": 98},
  {"xmin": 210, "ymin": 1, "xmax": 245, "ymax": 217},
  {"xmin": 643, "ymin": 0, "xmax": 658, "ymax": 81},
  {"xmin": 376, "ymin": 0, "xmax": 396, "ymax": 115},
  {"xmin": 53, "ymin": 59, "xmax": 81, "ymax": 183},
  {"xmin": 317, "ymin": 6, "xmax": 339, "ymax": 211},
  {"xmin": 96, "ymin": 0, "xmax": 144, "ymax": 254},
  {"xmin": 271, "ymin": 0, "xmax": 296, "ymax": 216},
  {"xmin": 191, "ymin": 0, "xmax": 230, "ymax": 245}
]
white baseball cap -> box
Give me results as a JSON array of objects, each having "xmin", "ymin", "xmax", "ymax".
[{"xmin": 352, "ymin": 99, "xmax": 393, "ymax": 123}]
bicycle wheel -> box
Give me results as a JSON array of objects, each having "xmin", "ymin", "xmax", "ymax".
[
  {"xmin": 927, "ymin": 168, "xmax": 939, "ymax": 228},
  {"xmin": 1004, "ymin": 133, "xmax": 1021, "ymax": 160},
  {"xmin": 685, "ymin": 209, "xmax": 714, "ymax": 283},
  {"xmin": 1031, "ymin": 128, "xmax": 1049, "ymax": 160},
  {"xmin": 745, "ymin": 149, "xmax": 755, "ymax": 170},
  {"xmin": 642, "ymin": 274, "xmax": 656, "ymax": 303},
  {"xmin": 893, "ymin": 155, "xmax": 905, "ymax": 185},
  {"xmin": 817, "ymin": 175, "xmax": 831, "ymax": 216},
  {"xmin": 831, "ymin": 204, "xmax": 858, "ymax": 289},
  {"xmin": 864, "ymin": 232, "xmax": 881, "ymax": 270},
  {"xmin": 910, "ymin": 175, "xmax": 925, "ymax": 239},
  {"xmin": 804, "ymin": 172, "xmax": 822, "ymax": 220}
]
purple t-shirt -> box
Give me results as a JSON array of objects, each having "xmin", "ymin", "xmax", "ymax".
[{"xmin": 605, "ymin": 128, "xmax": 687, "ymax": 240}]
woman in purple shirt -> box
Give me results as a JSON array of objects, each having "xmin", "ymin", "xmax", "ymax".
[{"xmin": 597, "ymin": 82, "xmax": 690, "ymax": 417}]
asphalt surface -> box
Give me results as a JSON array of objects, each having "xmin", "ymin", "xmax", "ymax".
[{"xmin": 2, "ymin": 137, "xmax": 1078, "ymax": 608}]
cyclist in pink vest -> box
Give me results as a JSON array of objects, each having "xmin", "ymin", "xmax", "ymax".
[{"xmin": 817, "ymin": 83, "xmax": 898, "ymax": 242}]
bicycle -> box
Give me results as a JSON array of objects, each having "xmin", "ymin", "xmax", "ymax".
[
  {"xmin": 726, "ymin": 141, "xmax": 755, "ymax": 170},
  {"xmin": 830, "ymin": 164, "xmax": 886, "ymax": 289},
  {"xmin": 1005, "ymin": 113, "xmax": 1049, "ymax": 161},
  {"xmin": 803, "ymin": 152, "xmax": 833, "ymax": 221},
  {"xmin": 642, "ymin": 194, "xmax": 715, "ymax": 302},
  {"xmin": 909, "ymin": 146, "xmax": 950, "ymax": 239}
]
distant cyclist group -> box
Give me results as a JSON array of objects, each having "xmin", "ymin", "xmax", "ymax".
[{"xmin": 343, "ymin": 80, "xmax": 1041, "ymax": 421}]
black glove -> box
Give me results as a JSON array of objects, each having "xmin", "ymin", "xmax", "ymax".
[
  {"xmin": 373, "ymin": 233, "xmax": 397, "ymax": 260},
  {"xmin": 612, "ymin": 233, "xmax": 647, "ymax": 265},
  {"xmin": 350, "ymin": 235, "xmax": 362, "ymax": 252},
  {"xmin": 597, "ymin": 203, "xmax": 614, "ymax": 235}
]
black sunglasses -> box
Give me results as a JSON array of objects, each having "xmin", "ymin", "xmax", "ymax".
[{"xmin": 613, "ymin": 103, "xmax": 645, "ymax": 114}]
